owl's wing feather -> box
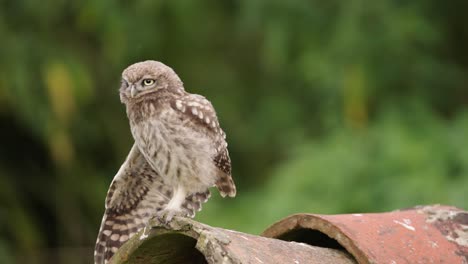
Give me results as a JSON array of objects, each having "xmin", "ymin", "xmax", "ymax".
[
  {"xmin": 94, "ymin": 144, "xmax": 165, "ymax": 264},
  {"xmin": 170, "ymin": 94, "xmax": 236, "ymax": 197},
  {"xmin": 214, "ymin": 150, "xmax": 236, "ymax": 197},
  {"xmin": 94, "ymin": 144, "xmax": 211, "ymax": 264},
  {"xmin": 181, "ymin": 189, "xmax": 211, "ymax": 217}
]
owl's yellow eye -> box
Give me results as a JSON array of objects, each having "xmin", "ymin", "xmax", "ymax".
[{"xmin": 142, "ymin": 79, "xmax": 155, "ymax": 86}]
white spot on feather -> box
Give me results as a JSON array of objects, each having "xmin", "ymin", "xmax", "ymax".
[
  {"xmin": 175, "ymin": 100, "xmax": 183, "ymax": 110},
  {"xmin": 119, "ymin": 235, "xmax": 129, "ymax": 242},
  {"xmin": 188, "ymin": 102, "xmax": 201, "ymax": 107}
]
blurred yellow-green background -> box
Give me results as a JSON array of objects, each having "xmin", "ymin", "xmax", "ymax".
[{"xmin": 1, "ymin": 1, "xmax": 467, "ymax": 263}]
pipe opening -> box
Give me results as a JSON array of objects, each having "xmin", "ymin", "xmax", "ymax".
[
  {"xmin": 125, "ymin": 233, "xmax": 207, "ymax": 264},
  {"xmin": 277, "ymin": 228, "xmax": 346, "ymax": 251}
]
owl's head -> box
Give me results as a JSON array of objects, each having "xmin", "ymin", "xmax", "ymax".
[{"xmin": 119, "ymin": 60, "xmax": 183, "ymax": 103}]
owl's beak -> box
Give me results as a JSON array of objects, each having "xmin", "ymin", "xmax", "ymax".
[{"xmin": 130, "ymin": 85, "xmax": 137, "ymax": 98}]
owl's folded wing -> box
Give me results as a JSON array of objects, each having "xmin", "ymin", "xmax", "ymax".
[{"xmin": 170, "ymin": 94, "xmax": 236, "ymax": 197}]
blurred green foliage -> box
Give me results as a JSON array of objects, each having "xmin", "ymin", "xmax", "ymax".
[{"xmin": 0, "ymin": 0, "xmax": 467, "ymax": 263}]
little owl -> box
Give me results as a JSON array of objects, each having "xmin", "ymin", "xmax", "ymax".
[{"xmin": 94, "ymin": 60, "xmax": 236, "ymax": 264}]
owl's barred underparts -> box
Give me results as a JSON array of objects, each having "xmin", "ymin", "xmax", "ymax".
[{"xmin": 94, "ymin": 61, "xmax": 236, "ymax": 264}]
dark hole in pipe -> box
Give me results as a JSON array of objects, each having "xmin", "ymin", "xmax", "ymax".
[
  {"xmin": 277, "ymin": 228, "xmax": 346, "ymax": 251},
  {"xmin": 125, "ymin": 233, "xmax": 207, "ymax": 264},
  {"xmin": 275, "ymin": 228, "xmax": 358, "ymax": 263},
  {"xmin": 277, "ymin": 228, "xmax": 357, "ymax": 262}
]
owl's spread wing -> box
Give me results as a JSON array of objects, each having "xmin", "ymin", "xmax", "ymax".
[
  {"xmin": 170, "ymin": 94, "xmax": 236, "ymax": 197},
  {"xmin": 94, "ymin": 144, "xmax": 166, "ymax": 264},
  {"xmin": 94, "ymin": 144, "xmax": 210, "ymax": 264}
]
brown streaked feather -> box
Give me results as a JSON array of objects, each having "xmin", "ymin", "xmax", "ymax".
[
  {"xmin": 214, "ymin": 149, "xmax": 236, "ymax": 197},
  {"xmin": 94, "ymin": 145, "xmax": 164, "ymax": 264}
]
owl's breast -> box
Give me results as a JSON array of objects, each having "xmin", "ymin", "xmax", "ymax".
[{"xmin": 130, "ymin": 107, "xmax": 217, "ymax": 191}]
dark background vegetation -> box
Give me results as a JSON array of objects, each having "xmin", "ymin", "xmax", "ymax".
[{"xmin": 1, "ymin": 1, "xmax": 467, "ymax": 263}]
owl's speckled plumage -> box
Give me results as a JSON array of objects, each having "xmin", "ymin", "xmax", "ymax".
[{"xmin": 94, "ymin": 61, "xmax": 236, "ymax": 264}]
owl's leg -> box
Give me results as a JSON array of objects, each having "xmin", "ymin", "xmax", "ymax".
[{"xmin": 155, "ymin": 185, "xmax": 187, "ymax": 223}]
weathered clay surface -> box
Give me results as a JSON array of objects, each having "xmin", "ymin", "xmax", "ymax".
[
  {"xmin": 110, "ymin": 217, "xmax": 356, "ymax": 264},
  {"xmin": 110, "ymin": 204, "xmax": 467, "ymax": 263},
  {"xmin": 262, "ymin": 204, "xmax": 468, "ymax": 264}
]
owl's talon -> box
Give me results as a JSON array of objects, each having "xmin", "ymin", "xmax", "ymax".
[{"xmin": 155, "ymin": 209, "xmax": 185, "ymax": 225}]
